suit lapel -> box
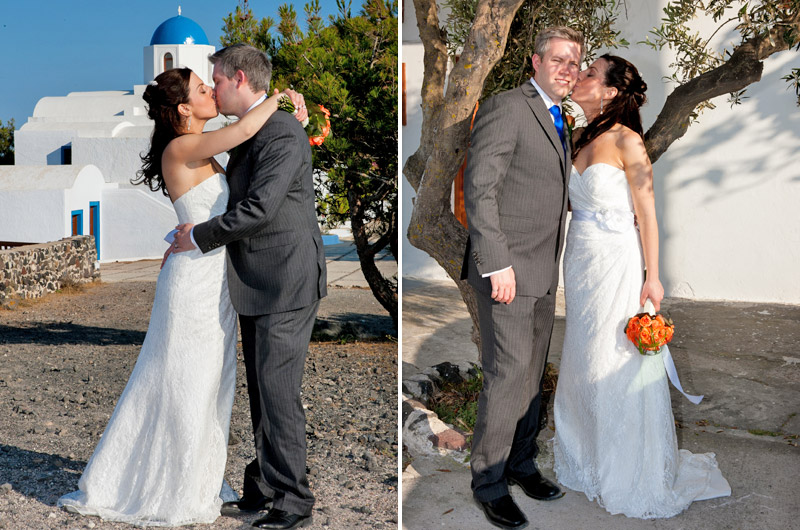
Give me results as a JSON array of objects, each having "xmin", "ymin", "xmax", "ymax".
[{"xmin": 522, "ymin": 83, "xmax": 567, "ymax": 172}]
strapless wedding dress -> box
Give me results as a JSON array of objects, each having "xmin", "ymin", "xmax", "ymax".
[
  {"xmin": 58, "ymin": 174, "xmax": 238, "ymax": 526},
  {"xmin": 553, "ymin": 163, "xmax": 730, "ymax": 519}
]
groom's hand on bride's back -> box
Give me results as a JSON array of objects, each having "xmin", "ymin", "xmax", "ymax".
[{"xmin": 490, "ymin": 267, "xmax": 516, "ymax": 304}]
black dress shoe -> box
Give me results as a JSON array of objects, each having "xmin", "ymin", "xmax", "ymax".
[
  {"xmin": 475, "ymin": 494, "xmax": 528, "ymax": 529},
  {"xmin": 508, "ymin": 471, "xmax": 564, "ymax": 501},
  {"xmin": 220, "ymin": 495, "xmax": 272, "ymax": 516},
  {"xmin": 252, "ymin": 508, "xmax": 312, "ymax": 529}
]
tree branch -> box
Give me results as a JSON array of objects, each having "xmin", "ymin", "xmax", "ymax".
[
  {"xmin": 646, "ymin": 9, "xmax": 800, "ymax": 163},
  {"xmin": 405, "ymin": 0, "xmax": 450, "ymax": 191}
]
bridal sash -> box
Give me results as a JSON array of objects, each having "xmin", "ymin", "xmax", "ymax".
[
  {"xmin": 571, "ymin": 209, "xmax": 635, "ymax": 233},
  {"xmin": 662, "ymin": 346, "xmax": 704, "ymax": 404}
]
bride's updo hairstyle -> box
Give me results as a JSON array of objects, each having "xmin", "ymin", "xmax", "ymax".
[
  {"xmin": 573, "ymin": 54, "xmax": 648, "ymax": 159},
  {"xmin": 132, "ymin": 68, "xmax": 192, "ymax": 196}
]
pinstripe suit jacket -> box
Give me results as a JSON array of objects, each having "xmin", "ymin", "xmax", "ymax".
[
  {"xmin": 193, "ymin": 110, "xmax": 327, "ymax": 316},
  {"xmin": 462, "ymin": 81, "xmax": 571, "ymax": 298}
]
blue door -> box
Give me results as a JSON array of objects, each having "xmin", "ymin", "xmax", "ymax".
[
  {"xmin": 71, "ymin": 210, "xmax": 83, "ymax": 236},
  {"xmin": 89, "ymin": 202, "xmax": 100, "ymax": 259}
]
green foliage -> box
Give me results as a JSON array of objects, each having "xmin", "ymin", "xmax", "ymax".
[
  {"xmin": 266, "ymin": 0, "xmax": 397, "ymax": 235},
  {"xmin": 222, "ymin": 0, "xmax": 397, "ymax": 231},
  {"xmin": 220, "ymin": 1, "xmax": 277, "ymax": 53},
  {"xmin": 221, "ymin": 0, "xmax": 398, "ymax": 318},
  {"xmin": 430, "ymin": 369, "xmax": 484, "ymax": 434},
  {"xmin": 782, "ymin": 67, "xmax": 800, "ymax": 104},
  {"xmin": 441, "ymin": 0, "xmax": 629, "ymax": 99},
  {"xmin": 0, "ymin": 118, "xmax": 14, "ymax": 165}
]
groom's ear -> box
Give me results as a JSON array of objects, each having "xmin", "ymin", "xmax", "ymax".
[
  {"xmin": 234, "ymin": 70, "xmax": 247, "ymax": 89},
  {"xmin": 531, "ymin": 54, "xmax": 541, "ymax": 76}
]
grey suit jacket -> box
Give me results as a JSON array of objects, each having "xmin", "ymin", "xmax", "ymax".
[
  {"xmin": 461, "ymin": 82, "xmax": 571, "ymax": 298},
  {"xmin": 193, "ymin": 110, "xmax": 327, "ymax": 315}
]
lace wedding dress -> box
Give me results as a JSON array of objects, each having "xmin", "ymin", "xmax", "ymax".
[
  {"xmin": 553, "ymin": 163, "xmax": 730, "ymax": 519},
  {"xmin": 59, "ymin": 173, "xmax": 239, "ymax": 526}
]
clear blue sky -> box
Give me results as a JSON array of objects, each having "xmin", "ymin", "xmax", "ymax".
[{"xmin": 0, "ymin": 0, "xmax": 339, "ymax": 127}]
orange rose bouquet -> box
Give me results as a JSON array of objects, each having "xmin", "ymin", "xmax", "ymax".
[
  {"xmin": 624, "ymin": 313, "xmax": 675, "ymax": 356},
  {"xmin": 277, "ymin": 96, "xmax": 332, "ymax": 147}
]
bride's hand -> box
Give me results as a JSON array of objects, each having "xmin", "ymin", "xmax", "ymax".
[
  {"xmin": 640, "ymin": 277, "xmax": 664, "ymax": 312},
  {"xmin": 274, "ymin": 88, "xmax": 308, "ymax": 122}
]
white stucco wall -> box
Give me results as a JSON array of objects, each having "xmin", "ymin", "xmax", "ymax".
[
  {"xmin": 0, "ymin": 165, "xmax": 106, "ymax": 244},
  {"xmin": 0, "ymin": 189, "xmax": 64, "ymax": 243},
  {"xmin": 402, "ymin": 1, "xmax": 800, "ymax": 304},
  {"xmin": 73, "ymin": 136, "xmax": 151, "ymax": 184},
  {"xmin": 99, "ymin": 188, "xmax": 178, "ymax": 262},
  {"xmin": 143, "ymin": 44, "xmax": 216, "ymax": 85},
  {"xmin": 14, "ymin": 129, "xmax": 77, "ymax": 166}
]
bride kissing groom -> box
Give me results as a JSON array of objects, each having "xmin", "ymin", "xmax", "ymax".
[
  {"xmin": 59, "ymin": 43, "xmax": 326, "ymax": 530},
  {"xmin": 462, "ymin": 25, "xmax": 729, "ymax": 529}
]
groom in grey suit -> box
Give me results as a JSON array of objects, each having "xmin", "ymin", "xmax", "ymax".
[
  {"xmin": 462, "ymin": 27, "xmax": 584, "ymax": 529},
  {"xmin": 173, "ymin": 44, "xmax": 325, "ymax": 530}
]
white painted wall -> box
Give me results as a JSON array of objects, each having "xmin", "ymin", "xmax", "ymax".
[
  {"xmin": 99, "ymin": 188, "xmax": 178, "ymax": 262},
  {"xmin": 0, "ymin": 165, "xmax": 105, "ymax": 244},
  {"xmin": 143, "ymin": 44, "xmax": 216, "ymax": 85},
  {"xmin": 73, "ymin": 136, "xmax": 152, "ymax": 183},
  {"xmin": 0, "ymin": 189, "xmax": 64, "ymax": 243},
  {"xmin": 402, "ymin": 0, "xmax": 800, "ymax": 304}
]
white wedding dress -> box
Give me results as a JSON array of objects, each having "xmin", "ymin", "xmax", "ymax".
[
  {"xmin": 59, "ymin": 173, "xmax": 239, "ymax": 526},
  {"xmin": 553, "ymin": 163, "xmax": 730, "ymax": 519}
]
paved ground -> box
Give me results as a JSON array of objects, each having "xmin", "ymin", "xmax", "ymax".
[
  {"xmin": 101, "ymin": 234, "xmax": 397, "ymax": 289},
  {"xmin": 401, "ymin": 277, "xmax": 800, "ymax": 530}
]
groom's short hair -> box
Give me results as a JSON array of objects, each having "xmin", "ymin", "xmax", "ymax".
[
  {"xmin": 209, "ymin": 43, "xmax": 272, "ymax": 92},
  {"xmin": 533, "ymin": 26, "xmax": 586, "ymax": 64}
]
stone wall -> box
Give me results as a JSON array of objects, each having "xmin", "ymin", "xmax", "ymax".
[{"xmin": 0, "ymin": 236, "xmax": 99, "ymax": 301}]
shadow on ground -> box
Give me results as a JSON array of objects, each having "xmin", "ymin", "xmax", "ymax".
[
  {"xmin": 0, "ymin": 444, "xmax": 86, "ymax": 506},
  {"xmin": 0, "ymin": 323, "xmax": 146, "ymax": 346}
]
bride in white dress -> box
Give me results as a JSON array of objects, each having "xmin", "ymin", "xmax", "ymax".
[
  {"xmin": 553, "ymin": 55, "xmax": 731, "ymax": 519},
  {"xmin": 58, "ymin": 68, "xmax": 306, "ymax": 526}
]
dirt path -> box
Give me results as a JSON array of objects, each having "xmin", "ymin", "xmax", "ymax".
[{"xmin": 0, "ymin": 281, "xmax": 397, "ymax": 529}]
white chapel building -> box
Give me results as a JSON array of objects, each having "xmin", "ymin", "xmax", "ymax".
[{"xmin": 0, "ymin": 10, "xmax": 226, "ymax": 262}]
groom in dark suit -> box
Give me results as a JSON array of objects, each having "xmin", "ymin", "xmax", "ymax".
[
  {"xmin": 173, "ymin": 44, "xmax": 326, "ymax": 530},
  {"xmin": 462, "ymin": 27, "xmax": 584, "ymax": 529}
]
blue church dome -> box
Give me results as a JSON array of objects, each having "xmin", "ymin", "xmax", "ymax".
[{"xmin": 150, "ymin": 15, "xmax": 209, "ymax": 45}]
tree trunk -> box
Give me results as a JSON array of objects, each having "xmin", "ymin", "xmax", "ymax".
[
  {"xmin": 405, "ymin": 0, "xmax": 525, "ymax": 353},
  {"xmin": 348, "ymin": 179, "xmax": 398, "ymax": 326}
]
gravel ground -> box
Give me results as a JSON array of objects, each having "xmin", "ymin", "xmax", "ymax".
[{"xmin": 0, "ymin": 281, "xmax": 398, "ymax": 529}]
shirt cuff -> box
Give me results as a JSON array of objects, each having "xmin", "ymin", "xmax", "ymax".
[
  {"xmin": 482, "ymin": 266, "xmax": 511, "ymax": 278},
  {"xmin": 189, "ymin": 227, "xmax": 198, "ymax": 249}
]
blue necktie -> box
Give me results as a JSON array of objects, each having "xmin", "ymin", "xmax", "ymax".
[{"xmin": 549, "ymin": 105, "xmax": 566, "ymax": 154}]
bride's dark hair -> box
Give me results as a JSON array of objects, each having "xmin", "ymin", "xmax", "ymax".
[
  {"xmin": 572, "ymin": 54, "xmax": 647, "ymax": 160},
  {"xmin": 132, "ymin": 68, "xmax": 192, "ymax": 196}
]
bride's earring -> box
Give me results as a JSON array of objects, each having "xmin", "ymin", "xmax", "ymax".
[
  {"xmin": 187, "ymin": 115, "xmax": 192, "ymax": 132},
  {"xmin": 600, "ymin": 97, "xmax": 604, "ymax": 115}
]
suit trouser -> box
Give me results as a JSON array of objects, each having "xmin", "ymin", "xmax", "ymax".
[
  {"xmin": 239, "ymin": 300, "xmax": 320, "ymax": 516},
  {"xmin": 470, "ymin": 291, "xmax": 556, "ymax": 502}
]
